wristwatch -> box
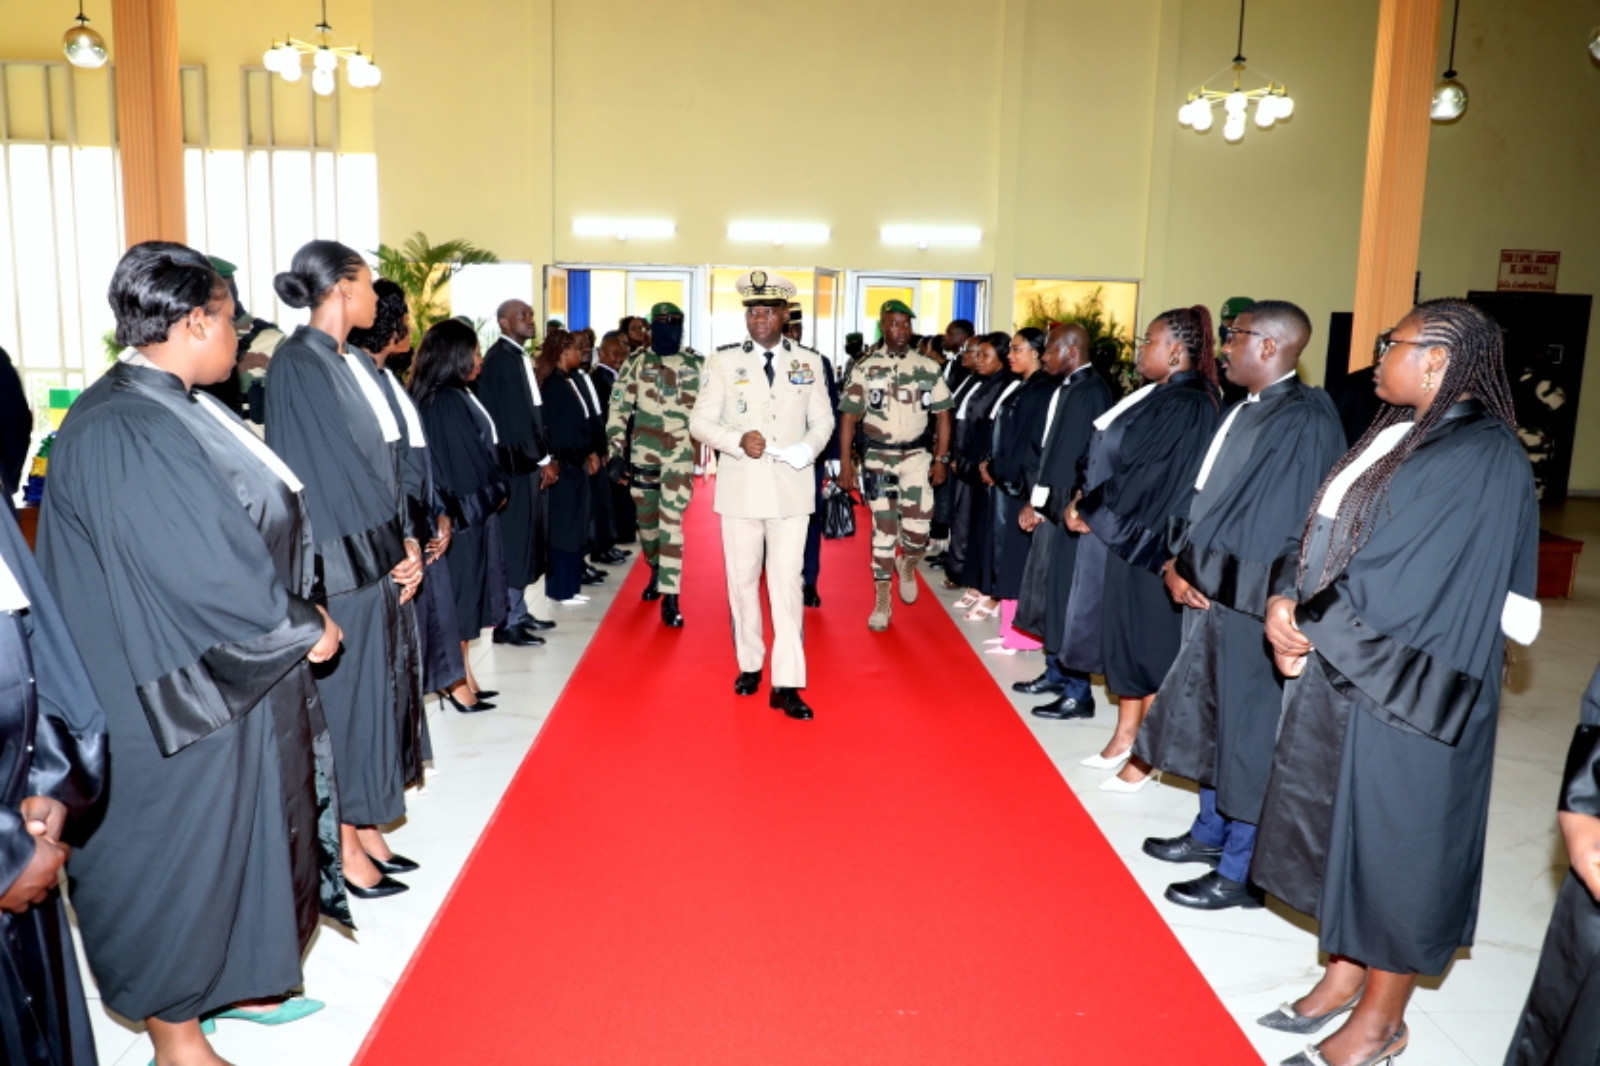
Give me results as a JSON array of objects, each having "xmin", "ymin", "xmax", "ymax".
[{"xmin": 934, "ymin": 453, "xmax": 951, "ymax": 464}]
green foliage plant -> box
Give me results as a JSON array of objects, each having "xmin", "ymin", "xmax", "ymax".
[
  {"xmin": 1020, "ymin": 286, "xmax": 1139, "ymax": 395},
  {"xmin": 374, "ymin": 231, "xmax": 499, "ymax": 348}
]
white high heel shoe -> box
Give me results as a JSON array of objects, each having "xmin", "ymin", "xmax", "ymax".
[
  {"xmin": 1100, "ymin": 770, "xmax": 1159, "ymax": 793},
  {"xmin": 1080, "ymin": 748, "xmax": 1132, "ymax": 770}
]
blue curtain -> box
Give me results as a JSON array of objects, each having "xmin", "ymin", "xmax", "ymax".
[
  {"xmin": 567, "ymin": 269, "xmax": 591, "ymax": 331},
  {"xmin": 953, "ymin": 279, "xmax": 978, "ymax": 325}
]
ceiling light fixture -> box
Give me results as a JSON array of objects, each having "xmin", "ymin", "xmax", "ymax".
[
  {"xmin": 62, "ymin": 0, "xmax": 108, "ymax": 69},
  {"xmin": 1177, "ymin": 0, "xmax": 1294, "ymax": 142},
  {"xmin": 1430, "ymin": 0, "xmax": 1468, "ymax": 123},
  {"xmin": 262, "ymin": 0, "xmax": 382, "ymax": 96},
  {"xmin": 727, "ymin": 222, "xmax": 831, "ymax": 246},
  {"xmin": 1587, "ymin": 25, "xmax": 1599, "ymax": 63},
  {"xmin": 572, "ymin": 217, "xmax": 676, "ymax": 241},
  {"xmin": 880, "ymin": 225, "xmax": 982, "ymax": 250}
]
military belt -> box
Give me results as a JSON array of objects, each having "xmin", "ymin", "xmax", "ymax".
[{"xmin": 865, "ymin": 436, "xmax": 932, "ymax": 453}]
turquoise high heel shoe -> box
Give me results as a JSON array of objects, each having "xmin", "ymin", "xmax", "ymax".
[{"xmin": 212, "ymin": 997, "xmax": 326, "ymax": 1025}]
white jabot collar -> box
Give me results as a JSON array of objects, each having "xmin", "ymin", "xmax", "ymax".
[
  {"xmin": 1093, "ymin": 381, "xmax": 1159, "ymax": 431},
  {"xmin": 464, "ymin": 389, "xmax": 500, "ymax": 445},
  {"xmin": 0, "ymin": 550, "xmax": 27, "ymax": 611},
  {"xmin": 339, "ymin": 349, "xmax": 402, "ymax": 442},
  {"xmin": 382, "ymin": 368, "xmax": 427, "ymax": 447},
  {"xmin": 194, "ymin": 392, "xmax": 305, "ymax": 492},
  {"xmin": 1317, "ymin": 422, "xmax": 1413, "ymax": 518}
]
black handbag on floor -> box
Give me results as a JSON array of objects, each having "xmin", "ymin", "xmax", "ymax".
[{"xmin": 822, "ymin": 481, "xmax": 856, "ymax": 539}]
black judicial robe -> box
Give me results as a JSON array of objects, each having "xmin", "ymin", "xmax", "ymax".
[
  {"xmin": 0, "ymin": 508, "xmax": 104, "ymax": 1066},
  {"xmin": 477, "ymin": 338, "xmax": 548, "ymax": 589},
  {"xmin": 1068, "ymin": 372, "xmax": 1221, "ymax": 694},
  {"xmin": 418, "ymin": 388, "xmax": 509, "ymax": 641},
  {"xmin": 1253, "ymin": 401, "xmax": 1538, "ymax": 976},
  {"xmin": 1014, "ymin": 366, "xmax": 1113, "ymax": 643},
  {"xmin": 591, "ymin": 361, "xmax": 638, "ymax": 540},
  {"xmin": 371, "ymin": 364, "xmax": 439, "ymax": 778},
  {"xmin": 265, "ymin": 326, "xmax": 408, "ymax": 827},
  {"xmin": 989, "ymin": 371, "xmax": 1058, "ymax": 600},
  {"xmin": 577, "ymin": 369, "xmax": 615, "ymax": 547},
  {"xmin": 1506, "ymin": 663, "xmax": 1600, "ymax": 1066},
  {"xmin": 942, "ymin": 373, "xmax": 985, "ymax": 576},
  {"xmin": 40, "ymin": 362, "xmax": 349, "ymax": 1024},
  {"xmin": 951, "ymin": 372, "xmax": 1014, "ymax": 593},
  {"xmin": 541, "ymin": 369, "xmax": 595, "ymax": 556},
  {"xmin": 0, "ymin": 345, "xmax": 30, "ymax": 503},
  {"xmin": 1135, "ymin": 378, "xmax": 1346, "ymax": 822}
]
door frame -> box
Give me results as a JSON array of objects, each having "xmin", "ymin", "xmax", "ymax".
[
  {"xmin": 549, "ymin": 261, "xmax": 710, "ymax": 352},
  {"xmin": 846, "ymin": 270, "xmax": 992, "ymax": 343}
]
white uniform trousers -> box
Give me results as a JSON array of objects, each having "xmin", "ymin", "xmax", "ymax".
[{"xmin": 720, "ymin": 513, "xmax": 809, "ymax": 688}]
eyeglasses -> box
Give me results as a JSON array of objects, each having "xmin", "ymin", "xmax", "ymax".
[
  {"xmin": 1374, "ymin": 329, "xmax": 1432, "ymax": 359},
  {"xmin": 1219, "ymin": 326, "xmax": 1267, "ymax": 343}
]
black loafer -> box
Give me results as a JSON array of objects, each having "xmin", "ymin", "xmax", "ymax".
[
  {"xmin": 770, "ymin": 687, "xmax": 814, "ymax": 720},
  {"xmin": 1164, "ymin": 870, "xmax": 1264, "ymax": 910},
  {"xmin": 734, "ymin": 671, "xmax": 762, "ymax": 696},
  {"xmin": 368, "ymin": 852, "xmax": 419, "ymax": 874},
  {"xmin": 522, "ymin": 617, "xmax": 557, "ymax": 632},
  {"xmin": 492, "ymin": 625, "xmax": 542, "ymax": 647},
  {"xmin": 803, "ymin": 584, "xmax": 822, "ymax": 608},
  {"xmin": 1142, "ymin": 831, "xmax": 1223, "ymax": 867},
  {"xmin": 1012, "ymin": 671, "xmax": 1066, "ymax": 695},
  {"xmin": 660, "ymin": 594, "xmax": 683, "ymax": 628},
  {"xmin": 346, "ymin": 874, "xmax": 409, "ymax": 899},
  {"xmin": 1030, "ymin": 695, "xmax": 1095, "ymax": 719}
]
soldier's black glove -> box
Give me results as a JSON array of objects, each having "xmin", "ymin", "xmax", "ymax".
[{"xmin": 608, "ymin": 456, "xmax": 630, "ymax": 484}]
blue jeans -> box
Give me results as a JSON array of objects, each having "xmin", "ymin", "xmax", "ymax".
[
  {"xmin": 1042, "ymin": 657, "xmax": 1092, "ymax": 703},
  {"xmin": 1190, "ymin": 786, "xmax": 1258, "ymax": 883}
]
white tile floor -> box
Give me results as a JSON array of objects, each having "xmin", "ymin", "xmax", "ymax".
[{"xmin": 71, "ymin": 501, "xmax": 1599, "ymax": 1066}]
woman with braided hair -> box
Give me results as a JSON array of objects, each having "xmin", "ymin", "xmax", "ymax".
[
  {"xmin": 1061, "ymin": 305, "xmax": 1222, "ymax": 791},
  {"xmin": 1252, "ymin": 300, "xmax": 1539, "ymax": 1066}
]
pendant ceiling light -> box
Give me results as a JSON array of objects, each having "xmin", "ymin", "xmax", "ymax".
[
  {"xmin": 1430, "ymin": 0, "xmax": 1468, "ymax": 122},
  {"xmin": 1588, "ymin": 25, "xmax": 1600, "ymax": 62},
  {"xmin": 1177, "ymin": 0, "xmax": 1294, "ymax": 143},
  {"xmin": 62, "ymin": 0, "xmax": 109, "ymax": 69},
  {"xmin": 262, "ymin": 0, "xmax": 382, "ymax": 96}
]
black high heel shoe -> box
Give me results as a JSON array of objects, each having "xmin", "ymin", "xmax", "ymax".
[
  {"xmin": 439, "ymin": 690, "xmax": 494, "ymax": 713},
  {"xmin": 473, "ymin": 689, "xmax": 500, "ymax": 700},
  {"xmin": 345, "ymin": 874, "xmax": 409, "ymax": 899},
  {"xmin": 366, "ymin": 851, "xmax": 419, "ymax": 874}
]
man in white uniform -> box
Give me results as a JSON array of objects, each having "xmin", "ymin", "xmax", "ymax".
[{"xmin": 690, "ymin": 271, "xmax": 835, "ymax": 720}]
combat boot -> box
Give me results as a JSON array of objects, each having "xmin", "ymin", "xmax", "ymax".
[
  {"xmin": 642, "ymin": 565, "xmax": 661, "ymax": 601},
  {"xmin": 868, "ymin": 580, "xmax": 893, "ymax": 632},
  {"xmin": 896, "ymin": 554, "xmax": 920, "ymax": 605},
  {"xmin": 660, "ymin": 593, "xmax": 683, "ymax": 628}
]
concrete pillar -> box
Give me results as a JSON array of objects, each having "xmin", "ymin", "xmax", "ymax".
[{"xmin": 111, "ymin": 0, "xmax": 184, "ymax": 246}]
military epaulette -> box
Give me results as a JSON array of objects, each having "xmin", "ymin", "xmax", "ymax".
[
  {"xmin": 795, "ymin": 343, "xmax": 824, "ymax": 358},
  {"xmin": 717, "ymin": 341, "xmax": 744, "ymax": 352},
  {"xmin": 680, "ymin": 346, "xmax": 703, "ymax": 360}
]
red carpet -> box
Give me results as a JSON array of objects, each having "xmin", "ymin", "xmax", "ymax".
[{"xmin": 355, "ymin": 486, "xmax": 1257, "ymax": 1064}]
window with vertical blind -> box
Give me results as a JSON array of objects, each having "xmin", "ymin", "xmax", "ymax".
[{"xmin": 0, "ymin": 58, "xmax": 378, "ymax": 413}]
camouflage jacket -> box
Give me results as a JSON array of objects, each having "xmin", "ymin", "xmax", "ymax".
[
  {"xmin": 607, "ymin": 346, "xmax": 702, "ymax": 467},
  {"xmin": 837, "ymin": 349, "xmax": 953, "ymax": 448}
]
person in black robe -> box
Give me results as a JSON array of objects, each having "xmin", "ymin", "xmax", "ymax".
[
  {"xmin": 39, "ymin": 242, "xmax": 350, "ymax": 1064},
  {"xmin": 1131, "ymin": 302, "xmax": 1346, "ymax": 910},
  {"xmin": 589, "ymin": 333, "xmax": 638, "ymax": 555},
  {"xmin": 1014, "ymin": 324, "xmax": 1114, "ymax": 716},
  {"xmin": 575, "ymin": 351, "xmax": 616, "ymax": 579},
  {"xmin": 477, "ymin": 299, "xmax": 555, "ymax": 645},
  {"xmin": 1254, "ymin": 299, "xmax": 1538, "ymax": 1066},
  {"xmin": 938, "ymin": 337, "xmax": 985, "ymax": 589},
  {"xmin": 411, "ymin": 319, "xmax": 510, "ymax": 713},
  {"xmin": 537, "ymin": 328, "xmax": 598, "ymax": 604},
  {"xmin": 983, "ymin": 327, "xmax": 1056, "ymax": 649},
  {"xmin": 1505, "ymin": 661, "xmax": 1600, "ymax": 1066},
  {"xmin": 1, "ymin": 345, "xmax": 31, "ymax": 513},
  {"xmin": 950, "ymin": 334, "xmax": 1015, "ymax": 618},
  {"xmin": 349, "ymin": 281, "xmax": 458, "ymax": 760},
  {"xmin": 265, "ymin": 239, "xmax": 422, "ymax": 898},
  {"xmin": 1062, "ymin": 305, "xmax": 1222, "ymax": 792},
  {"xmin": 0, "ymin": 506, "xmax": 105, "ymax": 1066}
]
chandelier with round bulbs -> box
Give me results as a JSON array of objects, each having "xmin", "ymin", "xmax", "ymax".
[
  {"xmin": 262, "ymin": 0, "xmax": 382, "ymax": 96},
  {"xmin": 1177, "ymin": 0, "xmax": 1294, "ymax": 143},
  {"xmin": 62, "ymin": 0, "xmax": 109, "ymax": 69}
]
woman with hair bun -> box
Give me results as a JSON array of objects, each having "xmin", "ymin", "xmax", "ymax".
[
  {"xmin": 983, "ymin": 325, "xmax": 1055, "ymax": 651},
  {"xmin": 1253, "ymin": 300, "xmax": 1538, "ymax": 1066},
  {"xmin": 535, "ymin": 328, "xmax": 598, "ymax": 604},
  {"xmin": 950, "ymin": 332, "xmax": 1015, "ymax": 619},
  {"xmin": 38, "ymin": 241, "xmax": 348, "ymax": 1064},
  {"xmin": 409, "ymin": 318, "xmax": 509, "ymax": 708},
  {"xmin": 1062, "ymin": 304, "xmax": 1222, "ymax": 791},
  {"xmin": 264, "ymin": 239, "xmax": 422, "ymax": 898}
]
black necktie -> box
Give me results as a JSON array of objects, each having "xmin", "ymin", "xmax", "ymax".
[{"xmin": 764, "ymin": 351, "xmax": 775, "ymax": 386}]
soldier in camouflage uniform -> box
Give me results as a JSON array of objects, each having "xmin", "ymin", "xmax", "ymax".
[
  {"xmin": 606, "ymin": 301, "xmax": 701, "ymax": 627},
  {"xmin": 837, "ymin": 299, "xmax": 954, "ymax": 631}
]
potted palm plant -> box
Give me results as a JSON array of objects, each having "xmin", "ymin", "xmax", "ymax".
[{"xmin": 374, "ymin": 231, "xmax": 500, "ymax": 348}]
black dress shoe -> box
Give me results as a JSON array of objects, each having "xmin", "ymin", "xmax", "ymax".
[
  {"xmin": 769, "ymin": 687, "xmax": 814, "ymax": 720},
  {"xmin": 591, "ymin": 549, "xmax": 628, "ymax": 565},
  {"xmin": 580, "ymin": 571, "xmax": 606, "ymax": 586},
  {"xmin": 1142, "ymin": 831, "xmax": 1223, "ymax": 867},
  {"xmin": 346, "ymin": 874, "xmax": 409, "ymax": 899},
  {"xmin": 522, "ymin": 617, "xmax": 557, "ymax": 631},
  {"xmin": 1030, "ymin": 694, "xmax": 1095, "ymax": 719},
  {"xmin": 1012, "ymin": 671, "xmax": 1067, "ymax": 695},
  {"xmin": 734, "ymin": 671, "xmax": 762, "ymax": 696},
  {"xmin": 642, "ymin": 567, "xmax": 661, "ymax": 602},
  {"xmin": 803, "ymin": 584, "xmax": 822, "ymax": 608},
  {"xmin": 492, "ymin": 625, "xmax": 542, "ymax": 647},
  {"xmin": 440, "ymin": 690, "xmax": 495, "ymax": 713},
  {"xmin": 367, "ymin": 851, "xmax": 419, "ymax": 874},
  {"xmin": 926, "ymin": 553, "xmax": 948, "ymax": 571},
  {"xmin": 1164, "ymin": 870, "xmax": 1264, "ymax": 910},
  {"xmin": 660, "ymin": 594, "xmax": 683, "ymax": 628}
]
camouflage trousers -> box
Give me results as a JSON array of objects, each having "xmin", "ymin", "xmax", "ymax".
[
  {"xmin": 864, "ymin": 449, "xmax": 933, "ymax": 582},
  {"xmin": 631, "ymin": 462, "xmax": 695, "ymax": 594}
]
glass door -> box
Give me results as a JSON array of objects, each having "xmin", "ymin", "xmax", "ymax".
[
  {"xmin": 542, "ymin": 265, "xmax": 569, "ymax": 334},
  {"xmin": 813, "ymin": 268, "xmax": 841, "ymax": 363}
]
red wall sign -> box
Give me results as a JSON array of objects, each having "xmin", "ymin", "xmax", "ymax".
[{"xmin": 1497, "ymin": 249, "xmax": 1560, "ymax": 292}]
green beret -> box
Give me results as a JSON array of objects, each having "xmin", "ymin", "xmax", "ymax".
[
  {"xmin": 1220, "ymin": 296, "xmax": 1254, "ymax": 319},
  {"xmin": 650, "ymin": 301, "xmax": 684, "ymax": 319},
  {"xmin": 208, "ymin": 255, "xmax": 237, "ymax": 278},
  {"xmin": 879, "ymin": 299, "xmax": 916, "ymax": 320},
  {"xmin": 845, "ymin": 332, "xmax": 864, "ymax": 343}
]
